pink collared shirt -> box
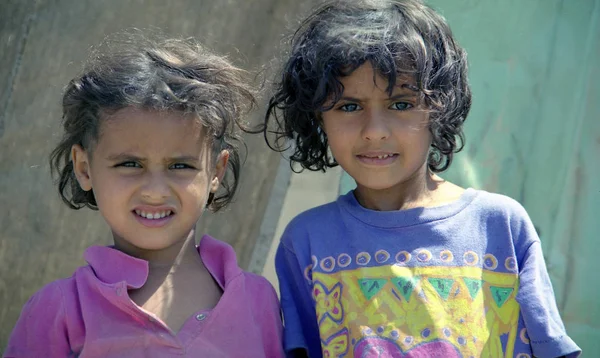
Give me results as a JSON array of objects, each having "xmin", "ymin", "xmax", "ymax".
[{"xmin": 5, "ymin": 235, "xmax": 284, "ymax": 358}]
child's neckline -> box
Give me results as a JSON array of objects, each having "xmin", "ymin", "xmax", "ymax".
[{"xmin": 338, "ymin": 188, "xmax": 478, "ymax": 228}]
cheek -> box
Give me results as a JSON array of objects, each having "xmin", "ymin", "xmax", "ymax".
[
  {"xmin": 407, "ymin": 137, "xmax": 433, "ymax": 160},
  {"xmin": 413, "ymin": 130, "xmax": 433, "ymax": 149},
  {"xmin": 178, "ymin": 175, "xmax": 211, "ymax": 198},
  {"xmin": 90, "ymin": 172, "xmax": 136, "ymax": 205},
  {"xmin": 398, "ymin": 122, "xmax": 432, "ymax": 146},
  {"xmin": 325, "ymin": 136, "xmax": 352, "ymax": 161},
  {"xmin": 323, "ymin": 123, "xmax": 353, "ymax": 148},
  {"xmin": 92, "ymin": 181, "xmax": 126, "ymax": 209},
  {"xmin": 95, "ymin": 175, "xmax": 133, "ymax": 192}
]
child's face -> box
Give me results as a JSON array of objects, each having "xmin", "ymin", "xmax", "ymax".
[
  {"xmin": 71, "ymin": 107, "xmax": 227, "ymax": 253},
  {"xmin": 321, "ymin": 62, "xmax": 432, "ymax": 194}
]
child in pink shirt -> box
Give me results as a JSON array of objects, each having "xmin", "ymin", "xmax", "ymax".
[{"xmin": 4, "ymin": 32, "xmax": 284, "ymax": 358}]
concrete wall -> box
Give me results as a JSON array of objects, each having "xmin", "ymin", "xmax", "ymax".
[{"xmin": 0, "ymin": 0, "xmax": 318, "ymax": 349}]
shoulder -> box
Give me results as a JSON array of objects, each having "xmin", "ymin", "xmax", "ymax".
[
  {"xmin": 6, "ymin": 278, "xmax": 73, "ymax": 353},
  {"xmin": 469, "ymin": 189, "xmax": 531, "ymax": 221},
  {"xmin": 243, "ymin": 271, "xmax": 278, "ymax": 297},
  {"xmin": 242, "ymin": 272, "xmax": 281, "ymax": 314},
  {"xmin": 467, "ymin": 189, "xmax": 538, "ymax": 248},
  {"xmin": 23, "ymin": 276, "xmax": 73, "ymax": 312},
  {"xmin": 281, "ymin": 199, "xmax": 341, "ymax": 244},
  {"xmin": 287, "ymin": 200, "xmax": 341, "ymax": 229},
  {"xmin": 239, "ymin": 274, "xmax": 285, "ymax": 356},
  {"xmin": 18, "ymin": 273, "xmax": 85, "ymax": 325}
]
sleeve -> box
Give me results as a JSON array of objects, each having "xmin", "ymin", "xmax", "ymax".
[
  {"xmin": 3, "ymin": 282, "xmax": 71, "ymax": 358},
  {"xmin": 253, "ymin": 277, "xmax": 286, "ymax": 358},
  {"xmin": 275, "ymin": 242, "xmax": 321, "ymax": 358},
  {"xmin": 516, "ymin": 240, "xmax": 581, "ymax": 358}
]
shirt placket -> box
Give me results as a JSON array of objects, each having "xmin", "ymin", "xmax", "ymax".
[{"xmin": 113, "ymin": 281, "xmax": 186, "ymax": 355}]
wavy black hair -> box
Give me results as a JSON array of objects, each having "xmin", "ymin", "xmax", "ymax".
[
  {"xmin": 50, "ymin": 31, "xmax": 256, "ymax": 211},
  {"xmin": 260, "ymin": 0, "xmax": 471, "ymax": 173}
]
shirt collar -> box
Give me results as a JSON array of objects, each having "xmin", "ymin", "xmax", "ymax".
[
  {"xmin": 198, "ymin": 234, "xmax": 242, "ymax": 289},
  {"xmin": 84, "ymin": 245, "xmax": 149, "ymax": 289},
  {"xmin": 83, "ymin": 234, "xmax": 242, "ymax": 289}
]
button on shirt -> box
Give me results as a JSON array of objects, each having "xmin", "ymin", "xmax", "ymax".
[{"xmin": 5, "ymin": 235, "xmax": 284, "ymax": 358}]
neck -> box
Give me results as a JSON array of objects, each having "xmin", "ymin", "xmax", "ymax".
[
  {"xmin": 354, "ymin": 166, "xmax": 443, "ymax": 211},
  {"xmin": 113, "ymin": 228, "xmax": 201, "ymax": 274}
]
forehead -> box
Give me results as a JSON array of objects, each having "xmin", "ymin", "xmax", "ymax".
[
  {"xmin": 96, "ymin": 107, "xmax": 209, "ymax": 152},
  {"xmin": 339, "ymin": 62, "xmax": 417, "ymax": 93}
]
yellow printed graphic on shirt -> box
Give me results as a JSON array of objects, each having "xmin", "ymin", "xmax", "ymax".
[{"xmin": 311, "ymin": 263, "xmax": 523, "ymax": 358}]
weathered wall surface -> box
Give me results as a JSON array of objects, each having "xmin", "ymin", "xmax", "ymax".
[{"xmin": 0, "ymin": 0, "xmax": 318, "ymax": 348}]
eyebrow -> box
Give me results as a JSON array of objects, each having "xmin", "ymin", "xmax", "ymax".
[
  {"xmin": 106, "ymin": 153, "xmax": 200, "ymax": 163},
  {"xmin": 169, "ymin": 155, "xmax": 201, "ymax": 163},
  {"xmin": 339, "ymin": 92, "xmax": 418, "ymax": 103},
  {"xmin": 339, "ymin": 82, "xmax": 419, "ymax": 101},
  {"xmin": 106, "ymin": 153, "xmax": 141, "ymax": 162},
  {"xmin": 400, "ymin": 83, "xmax": 420, "ymax": 92}
]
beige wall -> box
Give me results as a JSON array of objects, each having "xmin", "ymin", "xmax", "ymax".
[
  {"xmin": 0, "ymin": 0, "xmax": 320, "ymax": 348},
  {"xmin": 260, "ymin": 168, "xmax": 343, "ymax": 292}
]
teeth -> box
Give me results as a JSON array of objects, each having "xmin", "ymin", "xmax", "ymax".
[{"xmin": 135, "ymin": 210, "xmax": 173, "ymax": 220}]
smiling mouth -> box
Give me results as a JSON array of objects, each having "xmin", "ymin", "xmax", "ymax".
[
  {"xmin": 356, "ymin": 153, "xmax": 399, "ymax": 165},
  {"xmin": 358, "ymin": 154, "xmax": 397, "ymax": 159},
  {"xmin": 133, "ymin": 210, "xmax": 173, "ymax": 220}
]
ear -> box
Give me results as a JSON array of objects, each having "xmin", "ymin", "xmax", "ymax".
[
  {"xmin": 71, "ymin": 144, "xmax": 93, "ymax": 191},
  {"xmin": 210, "ymin": 150, "xmax": 229, "ymax": 193}
]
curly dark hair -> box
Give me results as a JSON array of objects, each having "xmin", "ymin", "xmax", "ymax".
[
  {"xmin": 50, "ymin": 31, "xmax": 256, "ymax": 212},
  {"xmin": 260, "ymin": 0, "xmax": 471, "ymax": 173}
]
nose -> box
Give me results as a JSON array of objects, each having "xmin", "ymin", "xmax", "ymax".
[
  {"xmin": 140, "ymin": 172, "xmax": 170, "ymax": 202},
  {"xmin": 361, "ymin": 108, "xmax": 391, "ymax": 141}
]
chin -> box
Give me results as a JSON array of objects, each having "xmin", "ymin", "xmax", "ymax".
[
  {"xmin": 357, "ymin": 182, "xmax": 399, "ymax": 192},
  {"xmin": 133, "ymin": 240, "xmax": 182, "ymax": 251},
  {"xmin": 115, "ymin": 230, "xmax": 185, "ymax": 251},
  {"xmin": 355, "ymin": 176, "xmax": 404, "ymax": 191}
]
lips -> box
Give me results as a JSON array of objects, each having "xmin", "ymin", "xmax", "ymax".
[
  {"xmin": 356, "ymin": 152, "xmax": 398, "ymax": 165},
  {"xmin": 132, "ymin": 206, "xmax": 176, "ymax": 228},
  {"xmin": 134, "ymin": 210, "xmax": 173, "ymax": 220},
  {"xmin": 358, "ymin": 153, "xmax": 395, "ymax": 159}
]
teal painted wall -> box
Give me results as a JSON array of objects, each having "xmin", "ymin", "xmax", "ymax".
[{"xmin": 340, "ymin": 0, "xmax": 600, "ymax": 354}]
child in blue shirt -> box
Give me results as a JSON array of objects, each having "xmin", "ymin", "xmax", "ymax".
[{"xmin": 259, "ymin": 0, "xmax": 581, "ymax": 357}]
